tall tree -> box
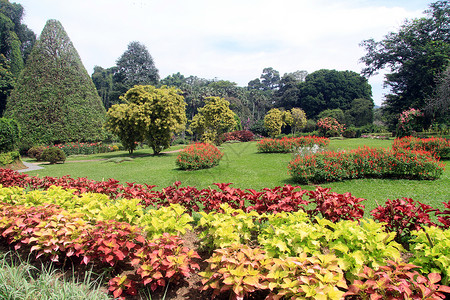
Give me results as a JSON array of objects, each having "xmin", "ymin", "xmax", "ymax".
[
  {"xmin": 425, "ymin": 64, "xmax": 450, "ymax": 124},
  {"xmin": 0, "ymin": 0, "xmax": 35, "ymax": 115},
  {"xmin": 4, "ymin": 19, "xmax": 106, "ymax": 148},
  {"xmin": 91, "ymin": 65, "xmax": 115, "ymax": 109},
  {"xmin": 260, "ymin": 67, "xmax": 280, "ymax": 90},
  {"xmin": 111, "ymin": 41, "xmax": 159, "ymax": 105},
  {"xmin": 296, "ymin": 69, "xmax": 373, "ymax": 119},
  {"xmin": 360, "ymin": 1, "xmax": 450, "ymax": 126}
]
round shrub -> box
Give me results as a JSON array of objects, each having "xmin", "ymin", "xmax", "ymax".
[
  {"xmin": 41, "ymin": 147, "xmax": 66, "ymax": 164},
  {"xmin": 176, "ymin": 143, "xmax": 223, "ymax": 170},
  {"xmin": 27, "ymin": 146, "xmax": 46, "ymax": 161}
]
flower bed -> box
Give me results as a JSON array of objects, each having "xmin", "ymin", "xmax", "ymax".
[
  {"xmin": 288, "ymin": 147, "xmax": 445, "ymax": 184},
  {"xmin": 221, "ymin": 130, "xmax": 254, "ymax": 142},
  {"xmin": 393, "ymin": 136, "xmax": 450, "ymax": 159},
  {"xmin": 257, "ymin": 136, "xmax": 329, "ymax": 153},
  {"xmin": 176, "ymin": 143, "xmax": 224, "ymax": 170}
]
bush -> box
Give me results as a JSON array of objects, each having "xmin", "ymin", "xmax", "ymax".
[
  {"xmin": 393, "ymin": 136, "xmax": 450, "ymax": 159},
  {"xmin": 288, "ymin": 147, "xmax": 444, "ymax": 184},
  {"xmin": 221, "ymin": 130, "xmax": 254, "ymax": 142},
  {"xmin": 0, "ymin": 118, "xmax": 20, "ymax": 152},
  {"xmin": 317, "ymin": 117, "xmax": 345, "ymax": 137},
  {"xmin": 41, "ymin": 147, "xmax": 66, "ymax": 164},
  {"xmin": 257, "ymin": 136, "xmax": 329, "ymax": 153},
  {"xmin": 343, "ymin": 127, "xmax": 357, "ymax": 138},
  {"xmin": 176, "ymin": 143, "xmax": 223, "ymax": 170},
  {"xmin": 27, "ymin": 146, "xmax": 46, "ymax": 161},
  {"xmin": 0, "ymin": 151, "xmax": 20, "ymax": 166}
]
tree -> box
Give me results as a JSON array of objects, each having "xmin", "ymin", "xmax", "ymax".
[
  {"xmin": 105, "ymin": 85, "xmax": 186, "ymax": 155},
  {"xmin": 345, "ymin": 98, "xmax": 374, "ymax": 127},
  {"xmin": 425, "ymin": 64, "xmax": 450, "ymax": 124},
  {"xmin": 360, "ymin": 1, "xmax": 450, "ymax": 126},
  {"xmin": 111, "ymin": 41, "xmax": 159, "ymax": 105},
  {"xmin": 91, "ymin": 65, "xmax": 115, "ymax": 109},
  {"xmin": 0, "ymin": 117, "xmax": 19, "ymax": 152},
  {"xmin": 0, "ymin": 0, "xmax": 35, "ymax": 115},
  {"xmin": 264, "ymin": 108, "xmax": 292, "ymax": 137},
  {"xmin": 189, "ymin": 96, "xmax": 237, "ymax": 145},
  {"xmin": 296, "ymin": 69, "xmax": 373, "ymax": 119},
  {"xmin": 4, "ymin": 19, "xmax": 106, "ymax": 148},
  {"xmin": 260, "ymin": 67, "xmax": 280, "ymax": 90},
  {"xmin": 290, "ymin": 108, "xmax": 307, "ymax": 135},
  {"xmin": 317, "ymin": 109, "xmax": 346, "ymax": 125}
]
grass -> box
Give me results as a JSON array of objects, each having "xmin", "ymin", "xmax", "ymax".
[
  {"xmin": 24, "ymin": 138, "xmax": 449, "ymax": 213},
  {"xmin": 0, "ymin": 251, "xmax": 109, "ymax": 300}
]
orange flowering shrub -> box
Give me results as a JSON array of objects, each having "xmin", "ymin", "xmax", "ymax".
[{"xmin": 176, "ymin": 143, "xmax": 223, "ymax": 170}]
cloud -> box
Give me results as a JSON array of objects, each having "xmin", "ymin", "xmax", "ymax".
[{"xmin": 17, "ymin": 0, "xmax": 426, "ymax": 105}]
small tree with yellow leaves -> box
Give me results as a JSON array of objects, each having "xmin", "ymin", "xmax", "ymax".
[
  {"xmin": 105, "ymin": 85, "xmax": 186, "ymax": 154},
  {"xmin": 264, "ymin": 108, "xmax": 293, "ymax": 137},
  {"xmin": 189, "ymin": 97, "xmax": 237, "ymax": 145}
]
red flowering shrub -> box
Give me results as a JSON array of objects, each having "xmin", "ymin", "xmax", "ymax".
[
  {"xmin": 317, "ymin": 117, "xmax": 345, "ymax": 137},
  {"xmin": 221, "ymin": 130, "xmax": 254, "ymax": 142},
  {"xmin": 393, "ymin": 136, "xmax": 450, "ymax": 159},
  {"xmin": 397, "ymin": 108, "xmax": 423, "ymax": 137},
  {"xmin": 257, "ymin": 136, "xmax": 329, "ymax": 153},
  {"xmin": 288, "ymin": 147, "xmax": 444, "ymax": 184},
  {"xmin": 176, "ymin": 143, "xmax": 223, "ymax": 170}
]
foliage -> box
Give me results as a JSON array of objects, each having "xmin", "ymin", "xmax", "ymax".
[
  {"xmin": 257, "ymin": 136, "xmax": 329, "ymax": 153},
  {"xmin": 345, "ymin": 98, "xmax": 374, "ymax": 127},
  {"xmin": 199, "ymin": 244, "xmax": 268, "ymax": 300},
  {"xmin": 410, "ymin": 226, "xmax": 450, "ymax": 285},
  {"xmin": 371, "ymin": 197, "xmax": 436, "ymax": 245},
  {"xmin": 47, "ymin": 141, "xmax": 116, "ymax": 156},
  {"xmin": 289, "ymin": 107, "xmax": 307, "ymax": 135},
  {"xmin": 197, "ymin": 204, "xmax": 261, "ymax": 250},
  {"xmin": 0, "ymin": 117, "xmax": 20, "ymax": 152},
  {"xmin": 360, "ymin": 1, "xmax": 450, "ymax": 127},
  {"xmin": 263, "ymin": 253, "xmax": 347, "ymax": 300},
  {"xmin": 288, "ymin": 147, "xmax": 445, "ymax": 184},
  {"xmin": 345, "ymin": 261, "xmax": 450, "ymax": 300},
  {"xmin": 175, "ymin": 142, "xmax": 223, "ymax": 170},
  {"xmin": 105, "ymin": 85, "xmax": 187, "ymax": 154},
  {"xmin": 317, "ymin": 117, "xmax": 345, "ymax": 137},
  {"xmin": 27, "ymin": 145, "xmax": 45, "ymax": 161},
  {"xmin": 393, "ymin": 136, "xmax": 450, "ymax": 159},
  {"xmin": 41, "ymin": 147, "xmax": 66, "ymax": 164},
  {"xmin": 263, "ymin": 108, "xmax": 292, "ymax": 137},
  {"xmin": 436, "ymin": 200, "xmax": 450, "ymax": 228},
  {"xmin": 0, "ymin": 150, "xmax": 18, "ymax": 165},
  {"xmin": 189, "ymin": 96, "xmax": 237, "ymax": 145},
  {"xmin": 426, "ymin": 64, "xmax": 450, "ymax": 124},
  {"xmin": 221, "ymin": 130, "xmax": 254, "ymax": 142},
  {"xmin": 4, "ymin": 19, "xmax": 105, "ymax": 147},
  {"xmin": 397, "ymin": 108, "xmax": 423, "ymax": 137},
  {"xmin": 0, "ymin": 54, "xmax": 15, "ymax": 116}
]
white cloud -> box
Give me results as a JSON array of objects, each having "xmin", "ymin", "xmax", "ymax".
[{"xmin": 16, "ymin": 0, "xmax": 427, "ymax": 105}]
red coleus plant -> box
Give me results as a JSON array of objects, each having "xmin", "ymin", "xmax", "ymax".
[{"xmin": 345, "ymin": 261, "xmax": 450, "ymax": 300}]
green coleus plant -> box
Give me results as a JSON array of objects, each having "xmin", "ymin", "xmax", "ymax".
[
  {"xmin": 197, "ymin": 203, "xmax": 261, "ymax": 250},
  {"xmin": 410, "ymin": 226, "xmax": 450, "ymax": 285}
]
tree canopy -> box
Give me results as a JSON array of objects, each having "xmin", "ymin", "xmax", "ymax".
[
  {"xmin": 4, "ymin": 19, "xmax": 105, "ymax": 148},
  {"xmin": 360, "ymin": 0, "xmax": 450, "ymax": 125},
  {"xmin": 105, "ymin": 85, "xmax": 187, "ymax": 155}
]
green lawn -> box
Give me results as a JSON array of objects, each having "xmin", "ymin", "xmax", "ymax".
[{"xmin": 25, "ymin": 138, "xmax": 449, "ymax": 213}]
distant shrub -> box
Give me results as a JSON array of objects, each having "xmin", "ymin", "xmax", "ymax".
[
  {"xmin": 0, "ymin": 151, "xmax": 20, "ymax": 166},
  {"xmin": 222, "ymin": 130, "xmax": 254, "ymax": 142},
  {"xmin": 41, "ymin": 147, "xmax": 66, "ymax": 164},
  {"xmin": 27, "ymin": 146, "xmax": 46, "ymax": 161},
  {"xmin": 0, "ymin": 118, "xmax": 20, "ymax": 152},
  {"xmin": 343, "ymin": 127, "xmax": 358, "ymax": 138},
  {"xmin": 257, "ymin": 136, "xmax": 329, "ymax": 153},
  {"xmin": 176, "ymin": 143, "xmax": 223, "ymax": 170}
]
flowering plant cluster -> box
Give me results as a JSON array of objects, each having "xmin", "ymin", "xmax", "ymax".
[
  {"xmin": 221, "ymin": 130, "xmax": 254, "ymax": 142},
  {"xmin": 176, "ymin": 143, "xmax": 223, "ymax": 170},
  {"xmin": 397, "ymin": 108, "xmax": 423, "ymax": 137},
  {"xmin": 257, "ymin": 136, "xmax": 329, "ymax": 153},
  {"xmin": 393, "ymin": 136, "xmax": 450, "ymax": 159},
  {"xmin": 288, "ymin": 147, "xmax": 444, "ymax": 184},
  {"xmin": 44, "ymin": 141, "xmax": 118, "ymax": 156},
  {"xmin": 317, "ymin": 117, "xmax": 345, "ymax": 137}
]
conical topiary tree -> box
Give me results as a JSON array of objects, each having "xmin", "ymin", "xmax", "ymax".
[{"xmin": 4, "ymin": 19, "xmax": 106, "ymax": 149}]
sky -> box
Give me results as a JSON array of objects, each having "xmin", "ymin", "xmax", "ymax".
[{"xmin": 15, "ymin": 0, "xmax": 433, "ymax": 106}]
